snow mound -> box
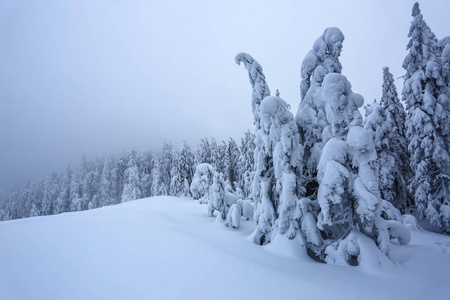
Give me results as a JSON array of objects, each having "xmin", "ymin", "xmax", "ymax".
[{"xmin": 264, "ymin": 232, "xmax": 308, "ymax": 260}]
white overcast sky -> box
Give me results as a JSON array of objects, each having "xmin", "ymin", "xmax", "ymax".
[{"xmin": 1, "ymin": 0, "xmax": 450, "ymax": 190}]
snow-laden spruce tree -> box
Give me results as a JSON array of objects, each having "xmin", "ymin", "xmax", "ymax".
[
  {"xmin": 139, "ymin": 152, "xmax": 153, "ymax": 198},
  {"xmin": 224, "ymin": 138, "xmax": 240, "ymax": 189},
  {"xmin": 236, "ymin": 53, "xmax": 274, "ymax": 244},
  {"xmin": 42, "ymin": 175, "xmax": 59, "ymax": 215},
  {"xmin": 159, "ymin": 142, "xmax": 174, "ymax": 195},
  {"xmin": 111, "ymin": 154, "xmax": 126, "ymax": 202},
  {"xmin": 190, "ymin": 163, "xmax": 215, "ymax": 205},
  {"xmin": 169, "ymin": 153, "xmax": 183, "ymax": 197},
  {"xmin": 402, "ymin": 3, "xmax": 450, "ymax": 231},
  {"xmin": 364, "ymin": 69, "xmax": 411, "ymax": 213},
  {"xmin": 179, "ymin": 141, "xmax": 194, "ymax": 197},
  {"xmin": 210, "ymin": 172, "xmax": 226, "ymax": 218},
  {"xmin": 122, "ymin": 151, "xmax": 142, "ymax": 203},
  {"xmin": 151, "ymin": 155, "xmax": 165, "ymax": 196},
  {"xmin": 209, "ymin": 138, "xmax": 220, "ymax": 171},
  {"xmin": 380, "ymin": 67, "xmax": 410, "ymax": 211},
  {"xmin": 296, "ymin": 27, "xmax": 345, "ymax": 197},
  {"xmin": 238, "ymin": 130, "xmax": 256, "ymax": 200},
  {"xmin": 98, "ymin": 157, "xmax": 116, "ymax": 207},
  {"xmin": 317, "ymin": 73, "xmax": 390, "ymax": 264},
  {"xmin": 439, "ymin": 37, "xmax": 450, "ymax": 90},
  {"xmin": 54, "ymin": 166, "xmax": 72, "ymax": 213},
  {"xmin": 259, "ymin": 96, "xmax": 307, "ymax": 244}
]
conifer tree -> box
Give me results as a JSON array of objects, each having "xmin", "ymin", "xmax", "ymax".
[
  {"xmin": 363, "ymin": 68, "xmax": 410, "ymax": 212},
  {"xmin": 238, "ymin": 131, "xmax": 256, "ymax": 199},
  {"xmin": 179, "ymin": 141, "xmax": 194, "ymax": 197},
  {"xmin": 122, "ymin": 151, "xmax": 142, "ymax": 202},
  {"xmin": 236, "ymin": 52, "xmax": 273, "ymax": 245},
  {"xmin": 259, "ymin": 96, "xmax": 304, "ymax": 241},
  {"xmin": 296, "ymin": 27, "xmax": 345, "ymax": 198},
  {"xmin": 402, "ymin": 3, "xmax": 450, "ymax": 231}
]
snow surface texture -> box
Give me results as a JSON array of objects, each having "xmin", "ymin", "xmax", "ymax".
[{"xmin": 1, "ymin": 196, "xmax": 449, "ymax": 300}]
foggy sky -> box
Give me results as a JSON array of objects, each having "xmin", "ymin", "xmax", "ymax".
[{"xmin": 1, "ymin": 0, "xmax": 450, "ymax": 191}]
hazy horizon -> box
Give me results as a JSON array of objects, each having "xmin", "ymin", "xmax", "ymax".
[{"xmin": 1, "ymin": 0, "xmax": 450, "ymax": 191}]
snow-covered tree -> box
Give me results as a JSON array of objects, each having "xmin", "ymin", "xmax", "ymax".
[
  {"xmin": 54, "ymin": 166, "xmax": 72, "ymax": 213},
  {"xmin": 238, "ymin": 131, "xmax": 256, "ymax": 199},
  {"xmin": 98, "ymin": 157, "xmax": 116, "ymax": 206},
  {"xmin": 259, "ymin": 96, "xmax": 304, "ymax": 242},
  {"xmin": 42, "ymin": 175, "xmax": 58, "ymax": 215},
  {"xmin": 169, "ymin": 153, "xmax": 183, "ymax": 197},
  {"xmin": 195, "ymin": 138, "xmax": 211, "ymax": 166},
  {"xmin": 235, "ymin": 52, "xmax": 270, "ymax": 205},
  {"xmin": 296, "ymin": 27, "xmax": 345, "ymax": 198},
  {"xmin": 236, "ymin": 52, "xmax": 274, "ymax": 245},
  {"xmin": 110, "ymin": 154, "xmax": 127, "ymax": 202},
  {"xmin": 122, "ymin": 151, "xmax": 142, "ymax": 202},
  {"xmin": 210, "ymin": 172, "xmax": 226, "ymax": 218},
  {"xmin": 402, "ymin": 3, "xmax": 450, "ymax": 231},
  {"xmin": 364, "ymin": 72, "xmax": 410, "ymax": 212},
  {"xmin": 139, "ymin": 151, "xmax": 154, "ymax": 198},
  {"xmin": 159, "ymin": 142, "xmax": 174, "ymax": 195},
  {"xmin": 151, "ymin": 155, "xmax": 165, "ymax": 196},
  {"xmin": 317, "ymin": 73, "xmax": 389, "ymax": 264},
  {"xmin": 209, "ymin": 138, "xmax": 222, "ymax": 172},
  {"xmin": 179, "ymin": 141, "xmax": 194, "ymax": 197},
  {"xmin": 190, "ymin": 163, "xmax": 215, "ymax": 204},
  {"xmin": 83, "ymin": 159, "xmax": 102, "ymax": 209},
  {"xmin": 224, "ymin": 138, "xmax": 240, "ymax": 190},
  {"xmin": 235, "ymin": 53, "xmax": 271, "ymax": 129},
  {"xmin": 380, "ymin": 67, "xmax": 411, "ymax": 210}
]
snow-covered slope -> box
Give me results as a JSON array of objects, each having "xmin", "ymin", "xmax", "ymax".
[{"xmin": 0, "ymin": 196, "xmax": 449, "ymax": 300}]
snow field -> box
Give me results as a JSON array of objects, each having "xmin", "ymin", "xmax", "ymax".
[{"xmin": 1, "ymin": 196, "xmax": 449, "ymax": 300}]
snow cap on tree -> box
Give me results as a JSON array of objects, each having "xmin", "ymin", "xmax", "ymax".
[
  {"xmin": 296, "ymin": 28, "xmax": 345, "ymax": 199},
  {"xmin": 322, "ymin": 73, "xmax": 364, "ymax": 138},
  {"xmin": 235, "ymin": 52, "xmax": 270, "ymax": 129},
  {"xmin": 300, "ymin": 27, "xmax": 344, "ymax": 100}
]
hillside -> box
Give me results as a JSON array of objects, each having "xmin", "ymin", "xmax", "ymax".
[{"xmin": 0, "ymin": 196, "xmax": 449, "ymax": 300}]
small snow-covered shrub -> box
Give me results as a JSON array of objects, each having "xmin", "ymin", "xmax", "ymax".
[
  {"xmin": 386, "ymin": 220, "xmax": 411, "ymax": 245},
  {"xmin": 401, "ymin": 214, "xmax": 422, "ymax": 231},
  {"xmin": 225, "ymin": 204, "xmax": 242, "ymax": 229},
  {"xmin": 325, "ymin": 232, "xmax": 360, "ymax": 266},
  {"xmin": 381, "ymin": 200, "xmax": 402, "ymax": 221},
  {"xmin": 242, "ymin": 200, "xmax": 254, "ymax": 221},
  {"xmin": 223, "ymin": 191, "xmax": 238, "ymax": 220}
]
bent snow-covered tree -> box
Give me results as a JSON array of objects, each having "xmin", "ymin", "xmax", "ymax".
[
  {"xmin": 296, "ymin": 27, "xmax": 345, "ymax": 198},
  {"xmin": 236, "ymin": 53, "xmax": 275, "ymax": 245}
]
